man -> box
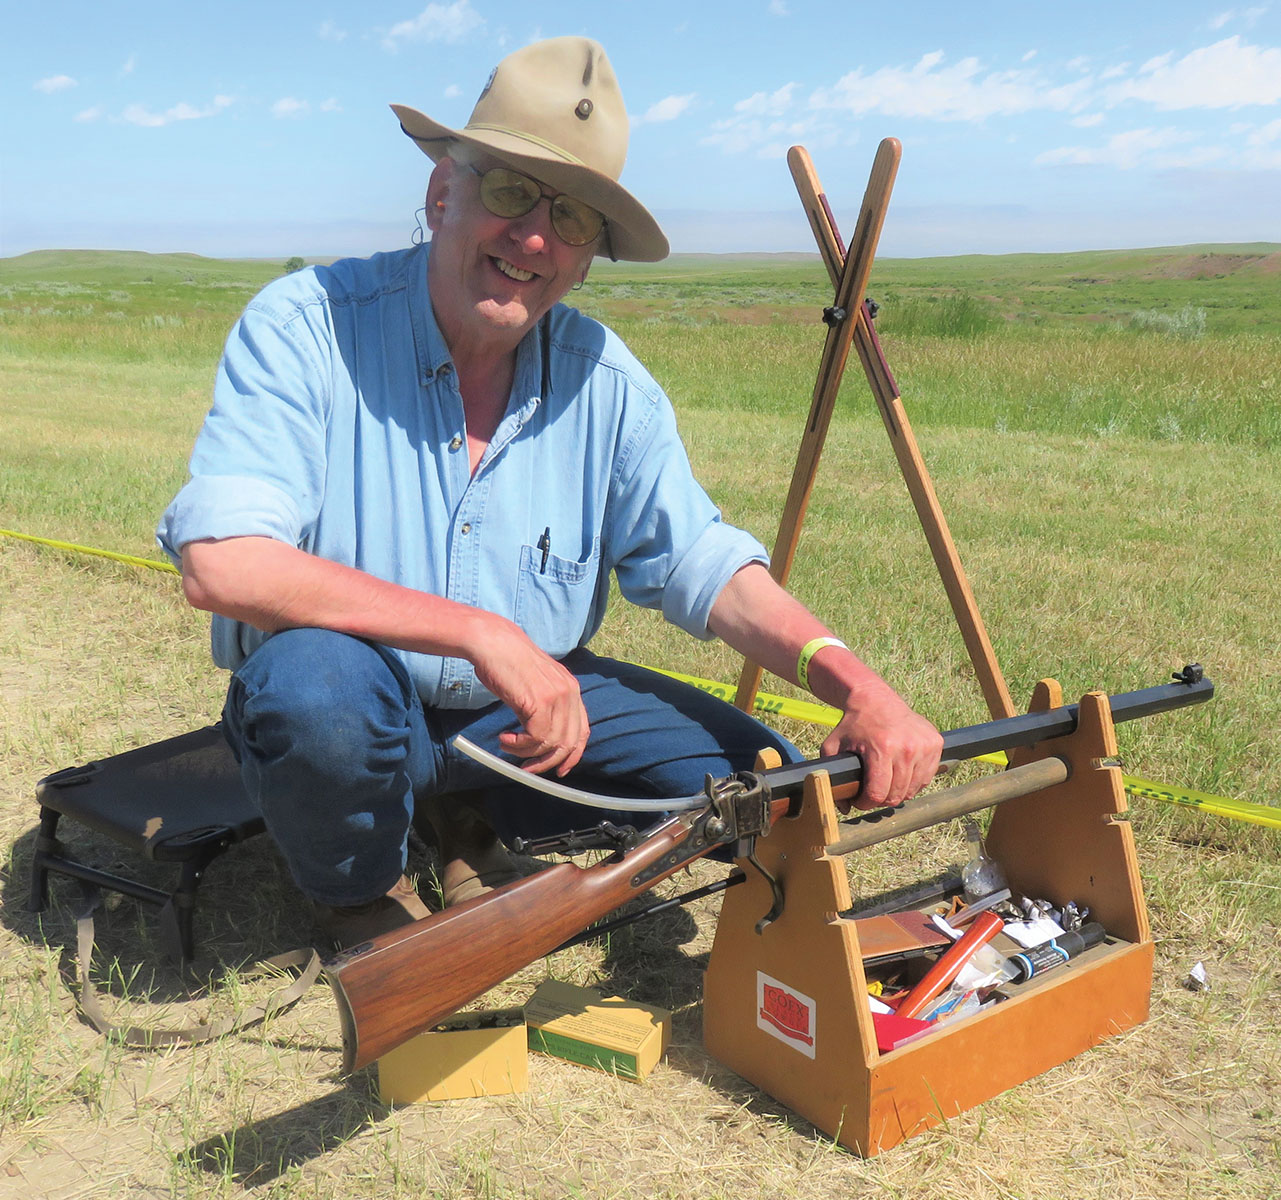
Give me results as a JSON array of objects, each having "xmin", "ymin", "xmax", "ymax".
[{"xmin": 158, "ymin": 37, "xmax": 941, "ymax": 947}]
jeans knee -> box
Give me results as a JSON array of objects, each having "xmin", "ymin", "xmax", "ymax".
[{"xmin": 228, "ymin": 629, "xmax": 415, "ymax": 780}]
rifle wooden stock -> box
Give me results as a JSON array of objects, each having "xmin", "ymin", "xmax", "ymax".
[
  {"xmin": 327, "ymin": 806, "xmax": 793, "ymax": 1072},
  {"xmin": 326, "ymin": 668, "xmax": 1212, "ymax": 1072}
]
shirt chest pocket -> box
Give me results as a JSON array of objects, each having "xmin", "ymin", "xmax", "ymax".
[{"xmin": 514, "ymin": 536, "xmax": 602, "ymax": 659}]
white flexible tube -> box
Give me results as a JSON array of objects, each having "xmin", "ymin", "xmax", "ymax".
[{"xmin": 451, "ymin": 736, "xmax": 707, "ymax": 812}]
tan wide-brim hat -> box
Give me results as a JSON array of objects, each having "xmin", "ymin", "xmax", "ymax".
[{"xmin": 391, "ymin": 36, "xmax": 669, "ymax": 263}]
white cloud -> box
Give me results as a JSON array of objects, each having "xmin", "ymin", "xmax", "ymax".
[
  {"xmin": 35, "ymin": 75, "xmax": 77, "ymax": 94},
  {"xmin": 320, "ymin": 97, "xmax": 342, "ymax": 112},
  {"xmin": 1035, "ymin": 126, "xmax": 1225, "ymax": 170},
  {"xmin": 1247, "ymin": 117, "xmax": 1281, "ymax": 145},
  {"xmin": 702, "ymin": 36, "xmax": 1281, "ymax": 171},
  {"xmin": 382, "ymin": 2, "xmax": 484, "ymax": 52},
  {"xmin": 702, "ymin": 113, "xmax": 834, "ymax": 158},
  {"xmin": 444, "ymin": 84, "xmax": 462, "ymax": 98},
  {"xmin": 120, "ymin": 95, "xmax": 234, "ymax": 127},
  {"xmin": 1210, "ymin": 7, "xmax": 1268, "ymax": 31},
  {"xmin": 1107, "ymin": 37, "xmax": 1281, "ymax": 109},
  {"xmin": 75, "ymin": 106, "xmax": 103, "ymax": 123},
  {"xmin": 768, "ymin": 0, "xmax": 790, "ymax": 15},
  {"xmin": 810, "ymin": 51, "xmax": 1092, "ymax": 121},
  {"xmin": 632, "ymin": 94, "xmax": 696, "ymax": 127},
  {"xmin": 120, "ymin": 55, "xmax": 136, "ymax": 77},
  {"xmin": 272, "ymin": 97, "xmax": 311, "ymax": 119},
  {"xmin": 1242, "ymin": 116, "xmax": 1281, "ymax": 163},
  {"xmin": 702, "ymin": 82, "xmax": 833, "ymax": 157},
  {"xmin": 318, "ymin": 19, "xmax": 347, "ymax": 42},
  {"xmin": 734, "ymin": 83, "xmax": 798, "ymax": 117}
]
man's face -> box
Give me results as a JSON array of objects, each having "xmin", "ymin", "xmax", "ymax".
[{"xmin": 424, "ymin": 154, "xmax": 598, "ymax": 357}]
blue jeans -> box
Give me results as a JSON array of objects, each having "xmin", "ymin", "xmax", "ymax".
[{"xmin": 221, "ymin": 628, "xmax": 799, "ymax": 905}]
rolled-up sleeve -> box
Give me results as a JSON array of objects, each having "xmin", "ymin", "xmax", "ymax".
[
  {"xmin": 608, "ymin": 394, "xmax": 768, "ymax": 640},
  {"xmin": 157, "ymin": 296, "xmax": 330, "ymax": 565}
]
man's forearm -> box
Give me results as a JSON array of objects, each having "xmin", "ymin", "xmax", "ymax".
[
  {"xmin": 179, "ymin": 535, "xmax": 494, "ymax": 660},
  {"xmin": 707, "ymin": 563, "xmax": 891, "ymax": 709},
  {"xmin": 709, "ymin": 562, "xmax": 942, "ymax": 806}
]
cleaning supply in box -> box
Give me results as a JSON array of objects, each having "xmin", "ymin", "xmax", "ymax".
[{"xmin": 1008, "ymin": 922, "xmax": 1107, "ymax": 982}]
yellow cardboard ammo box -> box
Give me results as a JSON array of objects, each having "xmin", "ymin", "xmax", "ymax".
[
  {"xmin": 378, "ymin": 1008, "xmax": 527, "ymax": 1104},
  {"xmin": 524, "ymin": 980, "xmax": 671, "ymax": 1081}
]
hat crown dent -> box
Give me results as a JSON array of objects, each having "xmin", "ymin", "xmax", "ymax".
[{"xmin": 467, "ymin": 37, "xmax": 628, "ymax": 181}]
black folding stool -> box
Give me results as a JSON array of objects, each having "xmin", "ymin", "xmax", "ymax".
[{"xmin": 29, "ymin": 725, "xmax": 265, "ymax": 962}]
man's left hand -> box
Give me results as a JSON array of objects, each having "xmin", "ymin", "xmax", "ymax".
[{"xmin": 822, "ymin": 680, "xmax": 943, "ymax": 811}]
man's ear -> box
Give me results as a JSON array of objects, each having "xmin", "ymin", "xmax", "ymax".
[{"xmin": 423, "ymin": 158, "xmax": 455, "ymax": 234}]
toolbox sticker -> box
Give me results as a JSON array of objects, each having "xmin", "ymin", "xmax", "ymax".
[{"xmin": 756, "ymin": 972, "xmax": 816, "ymax": 1059}]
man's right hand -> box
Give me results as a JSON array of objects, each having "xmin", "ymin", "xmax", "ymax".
[{"xmin": 468, "ymin": 619, "xmax": 590, "ymax": 777}]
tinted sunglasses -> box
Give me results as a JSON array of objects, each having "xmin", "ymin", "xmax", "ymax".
[{"xmin": 464, "ymin": 163, "xmax": 606, "ymax": 248}]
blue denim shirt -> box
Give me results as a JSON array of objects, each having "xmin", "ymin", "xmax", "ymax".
[{"xmin": 157, "ymin": 243, "xmax": 768, "ymax": 709}]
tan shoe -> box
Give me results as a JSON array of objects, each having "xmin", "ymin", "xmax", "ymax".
[
  {"xmin": 417, "ymin": 793, "xmax": 521, "ymax": 907},
  {"xmin": 314, "ymin": 874, "xmax": 430, "ymax": 949}
]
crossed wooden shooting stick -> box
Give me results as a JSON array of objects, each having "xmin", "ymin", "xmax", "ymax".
[{"xmin": 734, "ymin": 139, "xmax": 1016, "ymax": 722}]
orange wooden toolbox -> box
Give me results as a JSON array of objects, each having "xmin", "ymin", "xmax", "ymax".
[{"xmin": 704, "ymin": 678, "xmax": 1153, "ymax": 1156}]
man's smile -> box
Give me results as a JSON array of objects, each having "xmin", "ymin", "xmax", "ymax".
[{"xmin": 492, "ymin": 257, "xmax": 537, "ymax": 283}]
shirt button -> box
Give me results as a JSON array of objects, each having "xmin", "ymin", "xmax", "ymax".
[
  {"xmin": 449, "ymin": 435, "xmax": 462, "ymax": 451},
  {"xmin": 460, "ymin": 522, "xmax": 472, "ymax": 534}
]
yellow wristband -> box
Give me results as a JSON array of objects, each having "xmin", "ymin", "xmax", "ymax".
[{"xmin": 796, "ymin": 637, "xmax": 847, "ymax": 693}]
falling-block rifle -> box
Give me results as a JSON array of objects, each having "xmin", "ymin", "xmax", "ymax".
[{"xmin": 325, "ymin": 666, "xmax": 1212, "ymax": 1072}]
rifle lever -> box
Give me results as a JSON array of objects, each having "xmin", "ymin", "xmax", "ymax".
[{"xmin": 744, "ymin": 839, "xmax": 784, "ymax": 935}]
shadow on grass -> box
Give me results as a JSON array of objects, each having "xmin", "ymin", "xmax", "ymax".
[
  {"xmin": 585, "ymin": 883, "xmax": 834, "ymax": 1146},
  {"xmin": 178, "ymin": 1084, "xmax": 388, "ymax": 1187}
]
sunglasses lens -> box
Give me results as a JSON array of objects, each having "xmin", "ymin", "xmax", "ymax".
[
  {"xmin": 479, "ymin": 168, "xmax": 542, "ymax": 219},
  {"xmin": 478, "ymin": 166, "xmax": 604, "ymax": 247},
  {"xmin": 550, "ymin": 196, "xmax": 604, "ymax": 246}
]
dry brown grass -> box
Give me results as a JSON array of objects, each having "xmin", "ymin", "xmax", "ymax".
[{"xmin": 2, "ymin": 533, "xmax": 1278, "ymax": 1199}]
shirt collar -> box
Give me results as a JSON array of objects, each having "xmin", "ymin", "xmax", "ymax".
[
  {"xmin": 409, "ymin": 243, "xmax": 454, "ymax": 384},
  {"xmin": 414, "ymin": 241, "xmax": 550, "ymax": 418}
]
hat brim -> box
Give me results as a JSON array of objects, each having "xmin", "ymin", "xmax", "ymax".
[{"xmin": 391, "ymin": 103, "xmax": 669, "ymax": 263}]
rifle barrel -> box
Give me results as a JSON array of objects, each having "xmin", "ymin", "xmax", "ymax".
[{"xmin": 758, "ymin": 668, "xmax": 1212, "ymax": 802}]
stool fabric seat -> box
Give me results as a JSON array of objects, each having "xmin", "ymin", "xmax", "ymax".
[{"xmin": 30, "ymin": 724, "xmax": 263, "ymax": 961}]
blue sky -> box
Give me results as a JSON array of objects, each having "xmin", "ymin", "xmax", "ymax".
[{"xmin": 4, "ymin": 1, "xmax": 1280, "ymax": 259}]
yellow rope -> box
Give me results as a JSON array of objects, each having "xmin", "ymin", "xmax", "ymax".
[{"xmin": 6, "ymin": 527, "xmax": 1274, "ymax": 830}]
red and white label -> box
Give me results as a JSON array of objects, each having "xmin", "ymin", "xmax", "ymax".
[{"xmin": 756, "ymin": 971, "xmax": 816, "ymax": 1059}]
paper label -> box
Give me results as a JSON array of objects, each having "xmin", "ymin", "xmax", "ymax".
[{"xmin": 756, "ymin": 972, "xmax": 817, "ymax": 1059}]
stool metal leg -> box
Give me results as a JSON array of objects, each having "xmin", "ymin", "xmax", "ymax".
[{"xmin": 28, "ymin": 806, "xmax": 62, "ymax": 912}]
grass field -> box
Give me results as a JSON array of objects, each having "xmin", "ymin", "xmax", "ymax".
[{"xmin": 1, "ymin": 245, "xmax": 1279, "ymax": 1198}]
